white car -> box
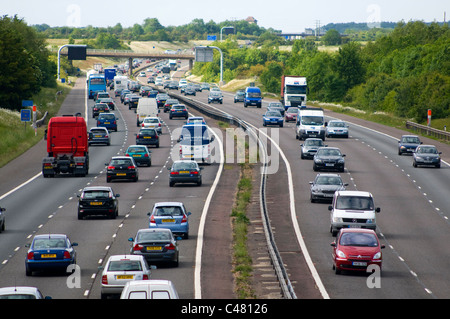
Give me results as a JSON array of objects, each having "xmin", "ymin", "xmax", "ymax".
[
  {"xmin": 138, "ymin": 72, "xmax": 146, "ymax": 77},
  {"xmin": 0, "ymin": 286, "xmax": 51, "ymax": 299},
  {"xmin": 141, "ymin": 116, "xmax": 162, "ymax": 134},
  {"xmin": 100, "ymin": 255, "xmax": 152, "ymax": 299},
  {"xmin": 326, "ymin": 120, "xmax": 349, "ymax": 138}
]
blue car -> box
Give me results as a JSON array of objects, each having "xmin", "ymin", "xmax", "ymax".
[
  {"xmin": 147, "ymin": 202, "xmax": 191, "ymax": 239},
  {"xmin": 263, "ymin": 110, "xmax": 284, "ymax": 127},
  {"xmin": 25, "ymin": 234, "xmax": 78, "ymax": 276},
  {"xmin": 97, "ymin": 113, "xmax": 118, "ymax": 132}
]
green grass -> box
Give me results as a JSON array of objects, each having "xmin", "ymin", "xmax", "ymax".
[{"xmin": 0, "ymin": 83, "xmax": 72, "ymax": 167}]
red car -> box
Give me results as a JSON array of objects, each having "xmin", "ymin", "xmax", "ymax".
[
  {"xmin": 285, "ymin": 107, "xmax": 298, "ymax": 122},
  {"xmin": 331, "ymin": 228, "xmax": 384, "ymax": 275}
]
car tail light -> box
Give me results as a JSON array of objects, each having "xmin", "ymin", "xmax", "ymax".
[
  {"xmin": 107, "ymin": 166, "xmax": 115, "ymax": 170},
  {"xmin": 143, "ymin": 274, "xmax": 149, "ymax": 280},
  {"xmin": 170, "ymin": 171, "xmax": 179, "ymax": 175},
  {"xmin": 125, "ymin": 153, "xmax": 130, "ymax": 156},
  {"xmin": 102, "ymin": 275, "xmax": 108, "ymax": 285},
  {"xmin": 149, "ymin": 215, "xmax": 156, "ymax": 224},
  {"xmin": 133, "ymin": 244, "xmax": 143, "ymax": 251},
  {"xmin": 190, "ymin": 171, "xmax": 198, "ymax": 175},
  {"xmin": 63, "ymin": 251, "xmax": 71, "ymax": 259},
  {"xmin": 128, "ymin": 165, "xmax": 136, "ymax": 169},
  {"xmin": 181, "ymin": 214, "xmax": 188, "ymax": 223},
  {"xmin": 27, "ymin": 252, "xmax": 34, "ymax": 260},
  {"xmin": 158, "ymin": 123, "xmax": 161, "ymax": 127},
  {"xmin": 142, "ymin": 123, "xmax": 145, "ymax": 127},
  {"xmin": 144, "ymin": 153, "xmax": 149, "ymax": 158},
  {"xmin": 165, "ymin": 243, "xmax": 176, "ymax": 250}
]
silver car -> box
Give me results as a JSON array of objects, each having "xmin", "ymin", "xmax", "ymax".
[
  {"xmin": 326, "ymin": 120, "xmax": 348, "ymax": 138},
  {"xmin": 309, "ymin": 173, "xmax": 347, "ymax": 203},
  {"xmin": 100, "ymin": 254, "xmax": 151, "ymax": 299},
  {"xmin": 0, "ymin": 286, "xmax": 51, "ymax": 299}
]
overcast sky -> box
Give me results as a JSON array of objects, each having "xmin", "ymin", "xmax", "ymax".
[{"xmin": 3, "ymin": 0, "xmax": 449, "ymax": 32}]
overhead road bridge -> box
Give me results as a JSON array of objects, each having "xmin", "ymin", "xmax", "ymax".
[{"xmin": 58, "ymin": 48, "xmax": 195, "ymax": 75}]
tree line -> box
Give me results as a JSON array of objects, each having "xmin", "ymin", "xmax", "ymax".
[
  {"xmin": 192, "ymin": 21, "xmax": 449, "ymax": 122},
  {"xmin": 0, "ymin": 15, "xmax": 57, "ymax": 110}
]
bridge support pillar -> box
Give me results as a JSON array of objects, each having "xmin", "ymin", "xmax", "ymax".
[
  {"xmin": 189, "ymin": 59, "xmax": 193, "ymax": 70},
  {"xmin": 129, "ymin": 57, "xmax": 133, "ymax": 77}
]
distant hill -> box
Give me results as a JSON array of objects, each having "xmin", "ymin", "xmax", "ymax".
[{"xmin": 323, "ymin": 21, "xmax": 449, "ymax": 33}]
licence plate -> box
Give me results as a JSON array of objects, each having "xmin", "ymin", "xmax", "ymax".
[
  {"xmin": 325, "ymin": 163, "xmax": 334, "ymax": 167},
  {"xmin": 116, "ymin": 275, "xmax": 134, "ymax": 280},
  {"xmin": 352, "ymin": 261, "xmax": 367, "ymax": 266},
  {"xmin": 146, "ymin": 246, "xmax": 162, "ymax": 251},
  {"xmin": 104, "ymin": 122, "xmax": 110, "ymax": 124},
  {"xmin": 133, "ymin": 155, "xmax": 141, "ymax": 157},
  {"xmin": 94, "ymin": 135, "xmax": 102, "ymax": 138},
  {"xmin": 116, "ymin": 173, "xmax": 126, "ymax": 176},
  {"xmin": 162, "ymin": 219, "xmax": 175, "ymax": 223},
  {"xmin": 41, "ymin": 254, "xmax": 56, "ymax": 258},
  {"xmin": 179, "ymin": 171, "xmax": 189, "ymax": 174},
  {"xmin": 90, "ymin": 202, "xmax": 103, "ymax": 205},
  {"xmin": 143, "ymin": 136, "xmax": 151, "ymax": 139}
]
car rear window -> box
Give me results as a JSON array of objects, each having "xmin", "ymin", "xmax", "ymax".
[
  {"xmin": 108, "ymin": 260, "xmax": 142, "ymax": 271},
  {"xmin": 137, "ymin": 231, "xmax": 171, "ymax": 241},
  {"xmin": 33, "ymin": 238, "xmax": 67, "ymax": 249},
  {"xmin": 154, "ymin": 206, "xmax": 183, "ymax": 216},
  {"xmin": 82, "ymin": 190, "xmax": 111, "ymax": 199}
]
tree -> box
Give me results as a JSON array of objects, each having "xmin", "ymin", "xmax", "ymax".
[
  {"xmin": 334, "ymin": 42, "xmax": 366, "ymax": 91},
  {"xmin": 322, "ymin": 29, "xmax": 342, "ymax": 46}
]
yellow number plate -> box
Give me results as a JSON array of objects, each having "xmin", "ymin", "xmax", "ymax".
[
  {"xmin": 116, "ymin": 173, "xmax": 126, "ymax": 176},
  {"xmin": 162, "ymin": 219, "xmax": 175, "ymax": 223},
  {"xmin": 143, "ymin": 136, "xmax": 151, "ymax": 139},
  {"xmin": 41, "ymin": 254, "xmax": 56, "ymax": 258},
  {"xmin": 90, "ymin": 202, "xmax": 103, "ymax": 205},
  {"xmin": 133, "ymin": 154, "xmax": 141, "ymax": 157},
  {"xmin": 179, "ymin": 171, "xmax": 189, "ymax": 174},
  {"xmin": 116, "ymin": 275, "xmax": 134, "ymax": 280},
  {"xmin": 146, "ymin": 246, "xmax": 162, "ymax": 251}
]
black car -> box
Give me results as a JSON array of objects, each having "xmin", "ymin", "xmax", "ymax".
[
  {"xmin": 168, "ymin": 160, "xmax": 203, "ymax": 187},
  {"xmin": 129, "ymin": 229, "xmax": 179, "ymax": 267},
  {"xmin": 136, "ymin": 128, "xmax": 160, "ymax": 148},
  {"xmin": 106, "ymin": 156, "xmax": 139, "ymax": 182},
  {"xmin": 398, "ymin": 135, "xmax": 421, "ymax": 155},
  {"xmin": 92, "ymin": 103, "xmax": 110, "ymax": 118},
  {"xmin": 77, "ymin": 186, "xmax": 119, "ymax": 220},
  {"xmin": 0, "ymin": 207, "xmax": 6, "ymax": 233},
  {"xmin": 301, "ymin": 138, "xmax": 327, "ymax": 159},
  {"xmin": 208, "ymin": 91, "xmax": 223, "ymax": 104},
  {"xmin": 184, "ymin": 85, "xmax": 196, "ymax": 96},
  {"xmin": 128, "ymin": 95, "xmax": 140, "ymax": 110},
  {"xmin": 164, "ymin": 99, "xmax": 179, "ymax": 113},
  {"xmin": 313, "ymin": 147, "xmax": 346, "ymax": 172},
  {"xmin": 169, "ymin": 104, "xmax": 188, "ymax": 119},
  {"xmin": 156, "ymin": 94, "xmax": 170, "ymax": 108},
  {"xmin": 309, "ymin": 173, "xmax": 347, "ymax": 203},
  {"xmin": 98, "ymin": 98, "xmax": 115, "ymax": 110},
  {"xmin": 413, "ymin": 144, "xmax": 441, "ymax": 168}
]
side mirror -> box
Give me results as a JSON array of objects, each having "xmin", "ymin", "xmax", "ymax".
[
  {"xmin": 72, "ymin": 243, "xmax": 79, "ymax": 247},
  {"xmin": 128, "ymin": 237, "xmax": 134, "ymax": 242},
  {"xmin": 116, "ymin": 194, "xmax": 120, "ymax": 198},
  {"xmin": 187, "ymin": 212, "xmax": 192, "ymax": 216},
  {"xmin": 328, "ymin": 206, "xmax": 333, "ymax": 211},
  {"xmin": 376, "ymin": 207, "xmax": 381, "ymax": 213},
  {"xmin": 330, "ymin": 242, "xmax": 336, "ymax": 247}
]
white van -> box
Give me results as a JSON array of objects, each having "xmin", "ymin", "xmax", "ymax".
[
  {"xmin": 120, "ymin": 280, "xmax": 179, "ymax": 299},
  {"xmin": 296, "ymin": 107, "xmax": 327, "ymax": 141},
  {"xmin": 178, "ymin": 124, "xmax": 214, "ymax": 164},
  {"xmin": 136, "ymin": 98, "xmax": 159, "ymax": 126},
  {"xmin": 328, "ymin": 190, "xmax": 380, "ymax": 236},
  {"xmin": 113, "ymin": 76, "xmax": 128, "ymax": 97}
]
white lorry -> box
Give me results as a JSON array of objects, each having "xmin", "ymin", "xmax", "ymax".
[
  {"xmin": 281, "ymin": 75, "xmax": 308, "ymax": 108},
  {"xmin": 295, "ymin": 107, "xmax": 327, "ymax": 141}
]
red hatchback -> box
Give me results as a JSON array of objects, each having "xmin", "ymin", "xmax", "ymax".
[{"xmin": 331, "ymin": 228, "xmax": 384, "ymax": 275}]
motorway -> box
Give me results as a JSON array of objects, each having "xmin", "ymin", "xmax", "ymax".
[{"xmin": 0, "ymin": 62, "xmax": 449, "ymax": 300}]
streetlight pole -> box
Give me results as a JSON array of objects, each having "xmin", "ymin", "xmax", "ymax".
[{"xmin": 220, "ymin": 26, "xmax": 234, "ymax": 41}]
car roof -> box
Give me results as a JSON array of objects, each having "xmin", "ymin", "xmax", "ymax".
[
  {"xmin": 33, "ymin": 234, "xmax": 67, "ymax": 240},
  {"xmin": 125, "ymin": 279, "xmax": 173, "ymax": 287},
  {"xmin": 82, "ymin": 186, "xmax": 113, "ymax": 191},
  {"xmin": 0, "ymin": 287, "xmax": 41, "ymax": 295},
  {"xmin": 154, "ymin": 202, "xmax": 184, "ymax": 207},
  {"xmin": 90, "ymin": 127, "xmax": 108, "ymax": 131},
  {"xmin": 137, "ymin": 228, "xmax": 172, "ymax": 234},
  {"xmin": 335, "ymin": 190, "xmax": 372, "ymax": 197},
  {"xmin": 107, "ymin": 254, "xmax": 144, "ymax": 262},
  {"xmin": 339, "ymin": 228, "xmax": 377, "ymax": 235}
]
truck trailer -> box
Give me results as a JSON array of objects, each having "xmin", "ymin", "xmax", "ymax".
[
  {"xmin": 281, "ymin": 76, "xmax": 308, "ymax": 108},
  {"xmin": 42, "ymin": 115, "xmax": 89, "ymax": 177}
]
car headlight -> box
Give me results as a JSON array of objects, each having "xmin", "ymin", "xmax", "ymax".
[
  {"xmin": 373, "ymin": 252, "xmax": 382, "ymax": 259},
  {"xmin": 366, "ymin": 218, "xmax": 375, "ymax": 224},
  {"xmin": 336, "ymin": 250, "xmax": 346, "ymax": 258},
  {"xmin": 333, "ymin": 217, "xmax": 343, "ymax": 223},
  {"xmin": 314, "ymin": 159, "xmax": 322, "ymax": 163},
  {"xmin": 338, "ymin": 159, "xmax": 345, "ymax": 163}
]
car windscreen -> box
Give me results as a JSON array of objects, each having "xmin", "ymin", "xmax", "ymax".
[
  {"xmin": 339, "ymin": 232, "xmax": 378, "ymax": 247},
  {"xmin": 317, "ymin": 149, "xmax": 341, "ymax": 156},
  {"xmin": 330, "ymin": 122, "xmax": 346, "ymax": 127},
  {"xmin": 265, "ymin": 112, "xmax": 281, "ymax": 117},
  {"xmin": 301, "ymin": 116, "xmax": 323, "ymax": 125},
  {"xmin": 336, "ymin": 196, "xmax": 374, "ymax": 210},
  {"xmin": 315, "ymin": 176, "xmax": 342, "ymax": 185}
]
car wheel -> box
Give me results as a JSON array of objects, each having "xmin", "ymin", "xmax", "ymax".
[
  {"xmin": 413, "ymin": 161, "xmax": 417, "ymax": 167},
  {"xmin": 77, "ymin": 212, "xmax": 84, "ymax": 220},
  {"xmin": 197, "ymin": 180, "xmax": 202, "ymax": 186},
  {"xmin": 107, "ymin": 177, "xmax": 111, "ymax": 183},
  {"xmin": 169, "ymin": 182, "xmax": 175, "ymax": 187},
  {"xmin": 313, "ymin": 164, "xmax": 319, "ymax": 171},
  {"xmin": 25, "ymin": 266, "xmax": 32, "ymax": 277}
]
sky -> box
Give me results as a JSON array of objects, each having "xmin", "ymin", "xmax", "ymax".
[{"xmin": 2, "ymin": 0, "xmax": 449, "ymax": 33}]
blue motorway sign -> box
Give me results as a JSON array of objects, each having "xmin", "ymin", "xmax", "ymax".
[{"xmin": 21, "ymin": 109, "xmax": 32, "ymax": 122}]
